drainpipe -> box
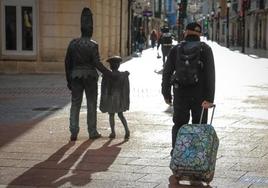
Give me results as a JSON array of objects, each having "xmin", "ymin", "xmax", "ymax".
[{"xmin": 120, "ymin": 0, "xmax": 123, "ymax": 56}]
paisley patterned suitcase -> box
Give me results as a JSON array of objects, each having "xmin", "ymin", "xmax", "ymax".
[{"xmin": 170, "ymin": 105, "xmax": 219, "ymax": 184}]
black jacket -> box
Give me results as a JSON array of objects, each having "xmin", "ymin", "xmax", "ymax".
[
  {"xmin": 65, "ymin": 37, "xmax": 110, "ymax": 87},
  {"xmin": 162, "ymin": 35, "xmax": 215, "ymax": 103}
]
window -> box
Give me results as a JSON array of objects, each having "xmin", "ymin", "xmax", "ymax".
[{"xmin": 1, "ymin": 0, "xmax": 36, "ymax": 56}]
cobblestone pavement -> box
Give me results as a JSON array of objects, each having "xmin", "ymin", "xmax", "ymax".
[{"xmin": 0, "ymin": 41, "xmax": 268, "ymax": 188}]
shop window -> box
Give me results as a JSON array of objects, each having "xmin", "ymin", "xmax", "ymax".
[{"xmin": 1, "ymin": 0, "xmax": 36, "ymax": 56}]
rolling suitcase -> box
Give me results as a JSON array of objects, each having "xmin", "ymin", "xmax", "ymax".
[{"xmin": 170, "ymin": 105, "xmax": 219, "ymax": 185}]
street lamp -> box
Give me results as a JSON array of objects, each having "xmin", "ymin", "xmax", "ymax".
[
  {"xmin": 206, "ymin": 14, "xmax": 210, "ymax": 40},
  {"xmin": 211, "ymin": 11, "xmax": 214, "ymax": 41},
  {"xmin": 217, "ymin": 6, "xmax": 221, "ymax": 43},
  {"xmin": 226, "ymin": 0, "xmax": 231, "ymax": 48},
  {"xmin": 177, "ymin": 0, "xmax": 187, "ymax": 42},
  {"xmin": 242, "ymin": 0, "xmax": 247, "ymax": 53},
  {"xmin": 177, "ymin": 2, "xmax": 182, "ymax": 42}
]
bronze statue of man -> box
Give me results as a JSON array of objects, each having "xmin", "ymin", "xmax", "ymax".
[{"xmin": 65, "ymin": 7, "xmax": 112, "ymax": 141}]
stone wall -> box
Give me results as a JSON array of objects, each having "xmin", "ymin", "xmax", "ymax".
[{"xmin": 0, "ymin": 0, "xmax": 129, "ymax": 73}]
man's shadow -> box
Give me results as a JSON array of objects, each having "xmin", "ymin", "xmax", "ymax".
[{"xmin": 8, "ymin": 139, "xmax": 127, "ymax": 187}]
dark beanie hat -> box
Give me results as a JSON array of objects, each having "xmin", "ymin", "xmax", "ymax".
[{"xmin": 186, "ymin": 22, "xmax": 202, "ymax": 33}]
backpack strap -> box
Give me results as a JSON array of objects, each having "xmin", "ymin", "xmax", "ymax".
[
  {"xmin": 199, "ymin": 42, "xmax": 206, "ymax": 68},
  {"xmin": 200, "ymin": 41, "xmax": 205, "ymax": 52},
  {"xmin": 176, "ymin": 41, "xmax": 186, "ymax": 57}
]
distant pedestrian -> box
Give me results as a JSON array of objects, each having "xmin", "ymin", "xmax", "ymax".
[
  {"xmin": 135, "ymin": 27, "xmax": 147, "ymax": 53},
  {"xmin": 161, "ymin": 22, "xmax": 215, "ymax": 155},
  {"xmin": 150, "ymin": 29, "xmax": 157, "ymax": 49},
  {"xmin": 100, "ymin": 56, "xmax": 130, "ymax": 139},
  {"xmin": 157, "ymin": 26, "xmax": 173, "ymax": 66},
  {"xmin": 65, "ymin": 7, "xmax": 113, "ymax": 141}
]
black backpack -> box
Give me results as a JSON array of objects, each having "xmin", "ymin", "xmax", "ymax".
[
  {"xmin": 174, "ymin": 41, "xmax": 204, "ymax": 87},
  {"xmin": 161, "ymin": 33, "xmax": 173, "ymax": 45}
]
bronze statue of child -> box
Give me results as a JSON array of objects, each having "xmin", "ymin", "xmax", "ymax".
[{"xmin": 100, "ymin": 56, "xmax": 130, "ymax": 139}]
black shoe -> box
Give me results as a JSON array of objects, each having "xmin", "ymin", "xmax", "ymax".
[
  {"xmin": 109, "ymin": 132, "xmax": 115, "ymax": 139},
  {"xmin": 70, "ymin": 135, "xmax": 77, "ymax": 141},
  {"xmin": 89, "ymin": 133, "xmax": 101, "ymax": 139},
  {"xmin": 124, "ymin": 131, "xmax": 130, "ymax": 140}
]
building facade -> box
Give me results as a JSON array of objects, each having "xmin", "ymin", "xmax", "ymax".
[
  {"xmin": 131, "ymin": 0, "xmax": 166, "ymax": 53},
  {"xmin": 0, "ymin": 0, "xmax": 130, "ymax": 73},
  {"xmin": 202, "ymin": 0, "xmax": 268, "ymax": 52}
]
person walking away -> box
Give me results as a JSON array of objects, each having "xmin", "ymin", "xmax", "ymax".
[
  {"xmin": 161, "ymin": 22, "xmax": 215, "ymax": 155},
  {"xmin": 100, "ymin": 56, "xmax": 130, "ymax": 139},
  {"xmin": 135, "ymin": 27, "xmax": 147, "ymax": 53},
  {"xmin": 65, "ymin": 7, "xmax": 113, "ymax": 141},
  {"xmin": 157, "ymin": 26, "xmax": 173, "ymax": 66},
  {"xmin": 150, "ymin": 29, "xmax": 157, "ymax": 49}
]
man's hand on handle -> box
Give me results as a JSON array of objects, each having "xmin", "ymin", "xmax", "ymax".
[
  {"xmin": 164, "ymin": 98, "xmax": 172, "ymax": 105},
  {"xmin": 202, "ymin": 100, "xmax": 214, "ymax": 109}
]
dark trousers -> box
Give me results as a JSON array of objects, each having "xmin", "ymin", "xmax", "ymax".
[
  {"xmin": 161, "ymin": 46, "xmax": 171, "ymax": 65},
  {"xmin": 69, "ymin": 76, "xmax": 98, "ymax": 137},
  {"xmin": 108, "ymin": 112, "xmax": 129, "ymax": 134},
  {"xmin": 151, "ymin": 40, "xmax": 156, "ymax": 48},
  {"xmin": 172, "ymin": 95, "xmax": 208, "ymax": 149}
]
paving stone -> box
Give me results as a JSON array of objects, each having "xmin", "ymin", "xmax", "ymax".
[{"xmin": 1, "ymin": 46, "xmax": 268, "ymax": 187}]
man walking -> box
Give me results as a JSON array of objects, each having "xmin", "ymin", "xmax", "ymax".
[
  {"xmin": 65, "ymin": 7, "xmax": 112, "ymax": 141},
  {"xmin": 135, "ymin": 27, "xmax": 147, "ymax": 54},
  {"xmin": 161, "ymin": 22, "xmax": 215, "ymax": 155},
  {"xmin": 157, "ymin": 26, "xmax": 173, "ymax": 66}
]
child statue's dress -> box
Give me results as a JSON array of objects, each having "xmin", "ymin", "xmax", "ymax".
[{"xmin": 100, "ymin": 71, "xmax": 130, "ymax": 113}]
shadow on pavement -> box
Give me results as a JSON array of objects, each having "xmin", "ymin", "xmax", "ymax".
[
  {"xmin": 7, "ymin": 139, "xmax": 127, "ymax": 187},
  {"xmin": 0, "ymin": 75, "xmax": 71, "ymax": 148},
  {"xmin": 229, "ymin": 47, "xmax": 268, "ymax": 59},
  {"xmin": 0, "ymin": 99, "xmax": 70, "ymax": 148}
]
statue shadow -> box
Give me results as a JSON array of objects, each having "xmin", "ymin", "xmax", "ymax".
[
  {"xmin": 168, "ymin": 175, "xmax": 213, "ymax": 188},
  {"xmin": 8, "ymin": 139, "xmax": 127, "ymax": 187}
]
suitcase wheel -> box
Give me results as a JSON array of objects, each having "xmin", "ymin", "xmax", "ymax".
[
  {"xmin": 204, "ymin": 173, "xmax": 213, "ymax": 185},
  {"xmin": 205, "ymin": 181, "xmax": 211, "ymax": 185}
]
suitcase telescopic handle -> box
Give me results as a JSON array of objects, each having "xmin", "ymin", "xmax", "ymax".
[{"xmin": 199, "ymin": 104, "xmax": 216, "ymax": 125}]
